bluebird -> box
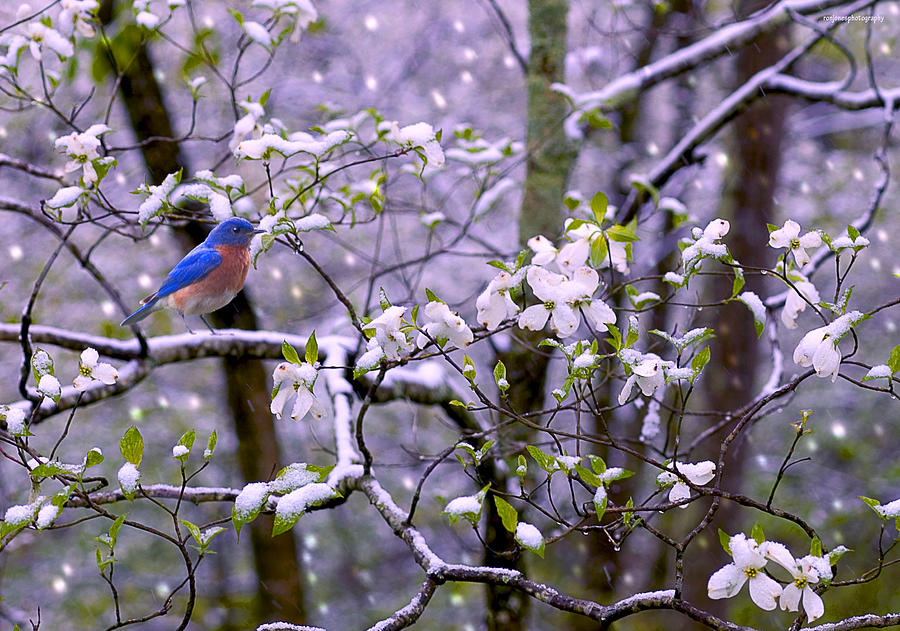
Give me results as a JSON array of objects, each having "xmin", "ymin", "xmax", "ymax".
[{"xmin": 121, "ymin": 217, "xmax": 263, "ymax": 333}]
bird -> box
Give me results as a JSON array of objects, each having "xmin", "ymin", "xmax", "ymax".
[{"xmin": 121, "ymin": 217, "xmax": 263, "ymax": 333}]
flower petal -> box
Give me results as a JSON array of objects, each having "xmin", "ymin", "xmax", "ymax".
[{"xmin": 748, "ymin": 574, "xmax": 782, "ymax": 610}]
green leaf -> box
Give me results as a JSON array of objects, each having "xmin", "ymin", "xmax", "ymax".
[
  {"xmin": 515, "ymin": 523, "xmax": 545, "ymax": 558},
  {"xmin": 691, "ymin": 347, "xmax": 711, "ymax": 376},
  {"xmin": 606, "ymin": 324, "xmax": 622, "ymax": 352},
  {"xmin": 494, "ymin": 361, "xmax": 509, "ymax": 394},
  {"xmin": 425, "ymin": 288, "xmax": 441, "ymax": 303},
  {"xmin": 494, "ymin": 496, "xmax": 519, "ymax": 533},
  {"xmin": 487, "ymin": 260, "xmax": 511, "ymax": 272},
  {"xmin": 589, "ymin": 235, "xmax": 608, "ymax": 268},
  {"xmin": 120, "ymin": 426, "xmax": 144, "ymax": 467},
  {"xmin": 810, "ymin": 537, "xmax": 823, "ymax": 557},
  {"xmin": 606, "ymin": 225, "xmax": 639, "ymax": 243},
  {"xmin": 305, "ymin": 330, "xmax": 319, "ymax": 364},
  {"xmin": 888, "ymin": 345, "xmax": 900, "ymax": 375},
  {"xmin": 31, "ymin": 348, "xmax": 55, "ymax": 383},
  {"xmin": 378, "ymin": 287, "xmax": 392, "ymax": 310},
  {"xmin": 847, "ymin": 224, "xmax": 860, "ymax": 240},
  {"xmin": 751, "ymin": 523, "xmax": 765, "ymax": 545},
  {"xmin": 180, "ymin": 519, "xmax": 202, "ymax": 544},
  {"xmin": 462, "ymin": 355, "xmax": 476, "ymax": 383},
  {"xmin": 515, "ymin": 455, "xmax": 527, "ymax": 478},
  {"xmin": 526, "ymin": 445, "xmax": 559, "ymax": 474},
  {"xmin": 108, "ymin": 513, "xmax": 127, "ymax": 549},
  {"xmin": 227, "ymin": 8, "xmax": 244, "ymax": 26},
  {"xmin": 590, "ymin": 192, "xmax": 608, "ymax": 224},
  {"xmin": 718, "ymin": 529, "xmax": 732, "ymax": 554},
  {"xmin": 174, "ymin": 430, "xmax": 195, "ymax": 463},
  {"xmin": 860, "ymin": 495, "xmax": 885, "ymax": 520},
  {"xmin": 282, "ymin": 340, "xmax": 301, "ymax": 365},
  {"xmin": 85, "ymin": 448, "xmax": 104, "ymax": 469},
  {"xmin": 731, "ymin": 266, "xmax": 745, "ymax": 299},
  {"xmin": 589, "ymin": 455, "xmax": 606, "ymax": 475},
  {"xmin": 204, "ymin": 430, "xmax": 218, "ymax": 460},
  {"xmin": 623, "ymin": 497, "xmax": 635, "ymax": 527},
  {"xmin": 593, "ymin": 485, "xmax": 608, "ymax": 521},
  {"xmin": 575, "ymin": 464, "xmax": 603, "ymax": 488}
]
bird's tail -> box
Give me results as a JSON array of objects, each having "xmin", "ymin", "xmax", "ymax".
[{"xmin": 120, "ymin": 294, "xmax": 160, "ymax": 327}]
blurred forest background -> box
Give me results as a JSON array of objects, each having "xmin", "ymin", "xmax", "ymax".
[{"xmin": 1, "ymin": 0, "xmax": 900, "ymax": 630}]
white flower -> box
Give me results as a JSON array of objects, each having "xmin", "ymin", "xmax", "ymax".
[
  {"xmin": 618, "ymin": 354, "xmax": 665, "ymax": 404},
  {"xmin": 476, "ymin": 270, "xmax": 523, "ymax": 330},
  {"xmin": 26, "ymin": 22, "xmax": 74, "ymax": 61},
  {"xmin": 781, "ymin": 270, "xmax": 820, "ymax": 329},
  {"xmin": 708, "ymin": 533, "xmax": 782, "ymax": 610},
  {"xmin": 792, "ymin": 327, "xmax": 841, "ymax": 382},
  {"xmin": 363, "ymin": 306, "xmax": 414, "ymax": 361},
  {"xmin": 54, "ymin": 124, "xmax": 110, "ymax": 185},
  {"xmin": 527, "ymin": 235, "xmax": 557, "ymax": 266},
  {"xmin": 681, "ymin": 218, "xmax": 730, "ymax": 271},
  {"xmin": 58, "ymin": 0, "xmax": 99, "ymax": 38},
  {"xmin": 769, "ymin": 220, "xmax": 821, "ymax": 267},
  {"xmin": 270, "ymin": 362, "xmax": 325, "ymax": 421},
  {"xmin": 557, "ymin": 221, "xmax": 601, "ymax": 274},
  {"xmin": 518, "ymin": 266, "xmax": 614, "ymax": 338},
  {"xmin": 764, "ymin": 543, "xmax": 826, "ymax": 622},
  {"xmin": 73, "ymin": 347, "xmax": 118, "ymax": 391},
  {"xmin": 656, "ymin": 461, "xmax": 715, "ymax": 507},
  {"xmin": 416, "ymin": 302, "xmax": 473, "ymax": 349}
]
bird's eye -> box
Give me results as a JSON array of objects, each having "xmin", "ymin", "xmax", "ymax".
[{"xmin": 232, "ymin": 226, "xmax": 239, "ymax": 233}]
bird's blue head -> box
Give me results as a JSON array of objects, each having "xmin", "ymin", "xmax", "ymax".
[{"xmin": 206, "ymin": 217, "xmax": 263, "ymax": 247}]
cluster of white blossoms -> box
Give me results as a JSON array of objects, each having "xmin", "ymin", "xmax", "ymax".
[
  {"xmin": 476, "ymin": 226, "xmax": 619, "ymax": 339},
  {"xmin": 708, "ymin": 533, "xmax": 838, "ymax": 622},
  {"xmin": 656, "ymin": 460, "xmax": 716, "ymax": 507}
]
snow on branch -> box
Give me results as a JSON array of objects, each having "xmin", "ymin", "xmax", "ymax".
[
  {"xmin": 354, "ymin": 475, "xmax": 679, "ymax": 623},
  {"xmin": 552, "ymin": 0, "xmax": 861, "ymax": 113}
]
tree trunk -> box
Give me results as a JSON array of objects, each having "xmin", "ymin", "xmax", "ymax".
[
  {"xmin": 98, "ymin": 2, "xmax": 306, "ymax": 624},
  {"xmin": 687, "ymin": 0, "xmax": 790, "ymax": 619},
  {"xmin": 485, "ymin": 1, "xmax": 578, "ymax": 629}
]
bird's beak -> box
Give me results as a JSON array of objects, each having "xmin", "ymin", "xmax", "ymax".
[{"xmin": 253, "ymin": 229, "xmax": 266, "ymax": 234}]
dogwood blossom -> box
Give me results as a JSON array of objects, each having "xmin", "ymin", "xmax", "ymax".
[
  {"xmin": 656, "ymin": 461, "xmax": 716, "ymax": 507},
  {"xmin": 708, "ymin": 533, "xmax": 782, "ymax": 610},
  {"xmin": 54, "ymin": 124, "xmax": 110, "ymax": 185},
  {"xmin": 681, "ymin": 218, "xmax": 730, "ymax": 271},
  {"xmin": 416, "ymin": 301, "xmax": 473, "ymax": 349},
  {"xmin": 476, "ymin": 269, "xmax": 523, "ymax": 330},
  {"xmin": 58, "ymin": 0, "xmax": 99, "ymax": 38},
  {"xmin": 764, "ymin": 542, "xmax": 827, "ymax": 622},
  {"xmin": 270, "ymin": 362, "xmax": 325, "ymax": 421},
  {"xmin": 363, "ymin": 306, "xmax": 414, "ymax": 361},
  {"xmin": 781, "ymin": 268, "xmax": 820, "ymax": 329},
  {"xmin": 25, "ymin": 22, "xmax": 74, "ymax": 61},
  {"xmin": 792, "ymin": 312, "xmax": 864, "ymax": 382},
  {"xmin": 793, "ymin": 326, "xmax": 840, "ymax": 381},
  {"xmin": 527, "ymin": 235, "xmax": 557, "ymax": 266},
  {"xmin": 518, "ymin": 266, "xmax": 615, "ymax": 338},
  {"xmin": 769, "ymin": 220, "xmax": 821, "ymax": 267},
  {"xmin": 558, "ymin": 219, "xmax": 629, "ymax": 274},
  {"xmin": 73, "ymin": 348, "xmax": 118, "ymax": 391},
  {"xmin": 618, "ymin": 353, "xmax": 666, "ymax": 405}
]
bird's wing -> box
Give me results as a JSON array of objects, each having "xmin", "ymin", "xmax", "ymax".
[{"xmin": 154, "ymin": 245, "xmax": 223, "ymax": 299}]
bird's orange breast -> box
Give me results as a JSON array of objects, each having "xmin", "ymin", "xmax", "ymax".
[{"xmin": 169, "ymin": 245, "xmax": 251, "ymax": 315}]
